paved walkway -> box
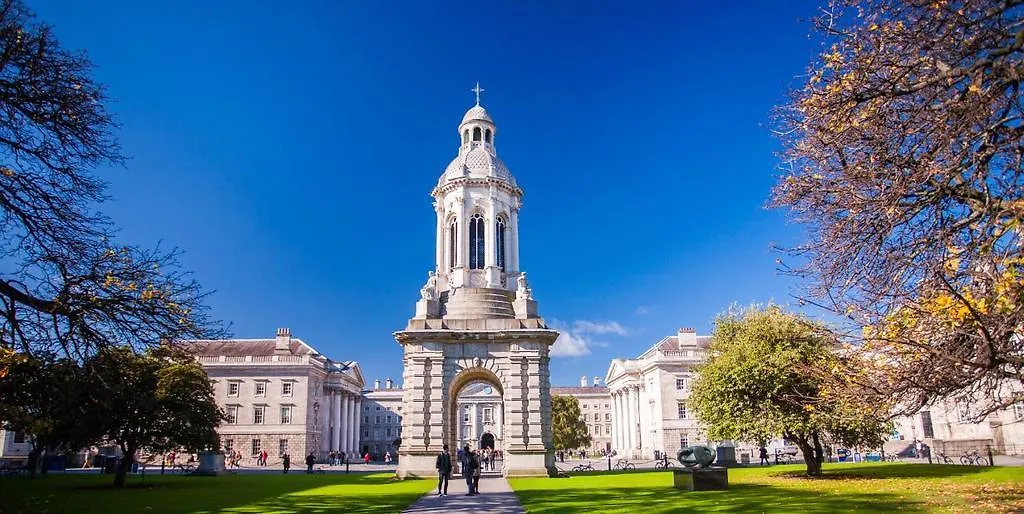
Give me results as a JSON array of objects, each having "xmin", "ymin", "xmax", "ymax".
[{"xmin": 403, "ymin": 475, "xmax": 525, "ymax": 514}]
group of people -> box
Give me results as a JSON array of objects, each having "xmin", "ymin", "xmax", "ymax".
[
  {"xmin": 435, "ymin": 444, "xmax": 494, "ymax": 496},
  {"xmin": 327, "ymin": 450, "xmax": 347, "ymax": 465},
  {"xmin": 555, "ymin": 448, "xmax": 613, "ymax": 462},
  {"xmin": 254, "ymin": 449, "xmax": 270, "ymax": 466}
]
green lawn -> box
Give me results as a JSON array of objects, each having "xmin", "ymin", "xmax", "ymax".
[
  {"xmin": 0, "ymin": 472, "xmax": 434, "ymax": 513},
  {"xmin": 509, "ymin": 463, "xmax": 1024, "ymax": 513}
]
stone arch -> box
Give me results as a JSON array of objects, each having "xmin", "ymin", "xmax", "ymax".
[{"xmin": 445, "ymin": 365, "xmax": 505, "ymax": 456}]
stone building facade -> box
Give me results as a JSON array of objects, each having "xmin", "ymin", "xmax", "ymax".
[
  {"xmin": 891, "ymin": 390, "xmax": 1024, "ymax": 456},
  {"xmin": 552, "ymin": 377, "xmax": 613, "ymax": 454},
  {"xmin": 396, "ymin": 93, "xmax": 559, "ymax": 478},
  {"xmin": 360, "ymin": 379, "xmax": 403, "ymax": 458},
  {"xmin": 190, "ymin": 328, "xmax": 364, "ymax": 463},
  {"xmin": 605, "ymin": 328, "xmax": 708, "ymax": 460}
]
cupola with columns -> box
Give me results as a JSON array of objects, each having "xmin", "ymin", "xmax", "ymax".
[{"xmin": 415, "ymin": 84, "xmax": 538, "ymax": 321}]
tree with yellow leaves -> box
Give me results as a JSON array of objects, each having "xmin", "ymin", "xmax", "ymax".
[
  {"xmin": 0, "ymin": 0, "xmax": 223, "ymax": 358},
  {"xmin": 772, "ymin": 0, "xmax": 1024, "ymax": 418}
]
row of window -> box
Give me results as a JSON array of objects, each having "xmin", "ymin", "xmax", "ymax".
[
  {"xmin": 225, "ymin": 380, "xmax": 294, "ymax": 398},
  {"xmin": 224, "ymin": 405, "xmax": 295, "ymax": 425},
  {"xmin": 461, "ymin": 407, "xmax": 495, "ymax": 423},
  {"xmin": 462, "ymin": 126, "xmax": 493, "ymax": 145},
  {"xmin": 581, "ymin": 403, "xmax": 611, "ymax": 410},
  {"xmin": 675, "ymin": 377, "xmax": 691, "ymax": 390},
  {"xmin": 365, "ymin": 414, "xmax": 399, "ymax": 425},
  {"xmin": 589, "ymin": 424, "xmax": 612, "ymax": 435},
  {"xmin": 363, "ymin": 427, "xmax": 400, "ymax": 439},
  {"xmin": 224, "ymin": 438, "xmax": 289, "ymax": 457},
  {"xmin": 578, "ymin": 413, "xmax": 611, "ymax": 422},
  {"xmin": 448, "ymin": 216, "xmax": 509, "ymax": 271}
]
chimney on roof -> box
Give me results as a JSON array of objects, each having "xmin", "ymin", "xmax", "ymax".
[
  {"xmin": 374, "ymin": 379, "xmax": 381, "ymax": 390},
  {"xmin": 678, "ymin": 327, "xmax": 697, "ymax": 348},
  {"xmin": 386, "ymin": 377, "xmax": 393, "ymax": 389},
  {"xmin": 274, "ymin": 328, "xmax": 291, "ymax": 355},
  {"xmin": 593, "ymin": 376, "xmax": 601, "ymax": 387},
  {"xmin": 580, "ymin": 375, "xmax": 587, "ymax": 387}
]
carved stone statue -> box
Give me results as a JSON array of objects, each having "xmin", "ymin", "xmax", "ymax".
[
  {"xmin": 516, "ymin": 272, "xmax": 533, "ymax": 300},
  {"xmin": 677, "ymin": 446, "xmax": 716, "ymax": 469},
  {"xmin": 420, "ymin": 271, "xmax": 438, "ymax": 301}
]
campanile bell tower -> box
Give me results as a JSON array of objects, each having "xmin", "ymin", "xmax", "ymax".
[{"xmin": 396, "ymin": 85, "xmax": 558, "ymax": 478}]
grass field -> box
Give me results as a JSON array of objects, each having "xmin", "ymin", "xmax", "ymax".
[
  {"xmin": 0, "ymin": 472, "xmax": 434, "ymax": 513},
  {"xmin": 509, "ymin": 463, "xmax": 1024, "ymax": 513}
]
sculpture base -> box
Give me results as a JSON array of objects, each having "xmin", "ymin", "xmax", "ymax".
[
  {"xmin": 673, "ymin": 467, "xmax": 729, "ymax": 491},
  {"xmin": 194, "ymin": 452, "xmax": 226, "ymax": 476}
]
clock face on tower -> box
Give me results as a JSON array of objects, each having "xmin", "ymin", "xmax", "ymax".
[{"xmin": 484, "ymin": 386, "xmax": 493, "ymax": 395}]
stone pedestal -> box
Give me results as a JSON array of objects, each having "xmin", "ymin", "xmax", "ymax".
[
  {"xmin": 194, "ymin": 451, "xmax": 225, "ymax": 476},
  {"xmin": 716, "ymin": 444, "xmax": 737, "ymax": 466},
  {"xmin": 414, "ymin": 299, "xmax": 441, "ymax": 319},
  {"xmin": 513, "ymin": 298, "xmax": 537, "ymax": 319},
  {"xmin": 673, "ymin": 467, "xmax": 729, "ymax": 491}
]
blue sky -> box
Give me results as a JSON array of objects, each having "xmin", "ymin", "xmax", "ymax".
[{"xmin": 30, "ymin": 1, "xmax": 821, "ymax": 386}]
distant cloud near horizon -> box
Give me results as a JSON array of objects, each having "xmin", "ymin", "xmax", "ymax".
[
  {"xmin": 550, "ymin": 319, "xmax": 628, "ymax": 357},
  {"xmin": 634, "ymin": 305, "xmax": 653, "ymax": 316}
]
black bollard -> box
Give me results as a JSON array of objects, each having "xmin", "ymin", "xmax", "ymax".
[
  {"xmin": 988, "ymin": 446, "xmax": 994, "ymax": 466},
  {"xmin": 607, "ymin": 454, "xmax": 611, "ymax": 471},
  {"xmin": 346, "ymin": 458, "xmax": 350, "ymax": 474}
]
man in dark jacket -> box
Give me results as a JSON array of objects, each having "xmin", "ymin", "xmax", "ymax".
[
  {"xmin": 305, "ymin": 453, "xmax": 315, "ymax": 474},
  {"xmin": 461, "ymin": 445, "xmax": 478, "ymax": 496},
  {"xmin": 435, "ymin": 444, "xmax": 452, "ymax": 496}
]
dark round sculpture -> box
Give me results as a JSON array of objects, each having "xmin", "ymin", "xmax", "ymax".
[{"xmin": 677, "ymin": 445, "xmax": 715, "ymax": 468}]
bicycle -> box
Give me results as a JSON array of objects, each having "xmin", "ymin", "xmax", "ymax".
[
  {"xmin": 174, "ymin": 463, "xmax": 196, "ymax": 474},
  {"xmin": 654, "ymin": 458, "xmax": 676, "ymax": 470},
  {"xmin": 614, "ymin": 459, "xmax": 636, "ymax": 471},
  {"xmin": 571, "ymin": 462, "xmax": 594, "ymax": 472},
  {"xmin": 937, "ymin": 453, "xmax": 954, "ymax": 464},
  {"xmin": 960, "ymin": 449, "xmax": 989, "ymax": 466}
]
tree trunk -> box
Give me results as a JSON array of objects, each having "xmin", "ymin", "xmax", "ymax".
[
  {"xmin": 812, "ymin": 432, "xmax": 825, "ymax": 469},
  {"xmin": 26, "ymin": 446, "xmax": 42, "ymax": 479},
  {"xmin": 793, "ymin": 434, "xmax": 822, "ymax": 476},
  {"xmin": 113, "ymin": 444, "xmax": 135, "ymax": 488}
]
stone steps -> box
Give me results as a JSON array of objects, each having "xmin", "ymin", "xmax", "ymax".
[{"xmin": 443, "ymin": 287, "xmax": 515, "ymax": 319}]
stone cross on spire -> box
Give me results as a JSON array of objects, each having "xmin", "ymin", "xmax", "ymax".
[{"xmin": 471, "ymin": 82, "xmax": 485, "ymax": 105}]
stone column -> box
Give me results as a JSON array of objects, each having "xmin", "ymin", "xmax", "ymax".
[
  {"xmin": 342, "ymin": 394, "xmax": 353, "ymax": 453},
  {"xmin": 484, "ymin": 199, "xmax": 495, "ymax": 268},
  {"xmin": 473, "ymin": 403, "xmax": 480, "ymax": 446},
  {"xmin": 320, "ymin": 395, "xmax": 330, "ymax": 454},
  {"xmin": 509, "ymin": 207, "xmax": 520, "ymax": 273},
  {"xmin": 458, "ymin": 196, "xmax": 468, "ymax": 268},
  {"xmin": 612, "ymin": 391, "xmax": 621, "ymax": 452},
  {"xmin": 622, "ymin": 387, "xmax": 630, "ymax": 456},
  {"xmin": 331, "ymin": 392, "xmax": 341, "ymax": 452},
  {"xmin": 434, "ymin": 201, "xmax": 444, "ymax": 271},
  {"xmin": 352, "ymin": 398, "xmax": 362, "ymax": 455}
]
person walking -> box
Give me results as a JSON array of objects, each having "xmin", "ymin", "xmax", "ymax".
[
  {"xmin": 435, "ymin": 444, "xmax": 452, "ymax": 496},
  {"xmin": 384, "ymin": 451, "xmax": 392, "ymax": 465},
  {"xmin": 282, "ymin": 453, "xmax": 290, "ymax": 474},
  {"xmin": 305, "ymin": 453, "xmax": 315, "ymax": 474},
  {"xmin": 461, "ymin": 445, "xmax": 478, "ymax": 495},
  {"xmin": 261, "ymin": 450, "xmax": 269, "ymax": 467},
  {"xmin": 363, "ymin": 452, "xmax": 370, "ymax": 464},
  {"xmin": 759, "ymin": 447, "xmax": 770, "ymax": 466},
  {"xmin": 472, "ymin": 451, "xmax": 482, "ymax": 494}
]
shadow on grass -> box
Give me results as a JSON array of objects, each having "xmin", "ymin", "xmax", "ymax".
[
  {"xmin": 775, "ymin": 463, "xmax": 993, "ymax": 481},
  {"xmin": 514, "ymin": 482, "xmax": 925, "ymax": 514},
  {"xmin": 0, "ymin": 472, "xmax": 433, "ymax": 514}
]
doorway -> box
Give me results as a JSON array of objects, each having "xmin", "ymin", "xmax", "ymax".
[{"xmin": 481, "ymin": 432, "xmax": 495, "ymax": 450}]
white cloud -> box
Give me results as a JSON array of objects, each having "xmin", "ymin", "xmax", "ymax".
[
  {"xmin": 550, "ymin": 319, "xmax": 627, "ymax": 357},
  {"xmin": 573, "ymin": 320, "xmax": 628, "ymax": 336},
  {"xmin": 634, "ymin": 305, "xmax": 652, "ymax": 316}
]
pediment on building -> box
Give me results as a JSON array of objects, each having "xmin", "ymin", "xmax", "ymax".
[
  {"xmin": 341, "ymin": 361, "xmax": 366, "ymax": 389},
  {"xmin": 605, "ymin": 359, "xmax": 629, "ymax": 385}
]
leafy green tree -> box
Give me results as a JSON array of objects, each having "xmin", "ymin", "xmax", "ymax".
[
  {"xmin": 0, "ymin": 350, "xmax": 93, "ymax": 477},
  {"xmin": 84, "ymin": 346, "xmax": 223, "ymax": 488},
  {"xmin": 689, "ymin": 305, "xmax": 891, "ymax": 476},
  {"xmin": 551, "ymin": 395, "xmax": 591, "ymax": 452}
]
